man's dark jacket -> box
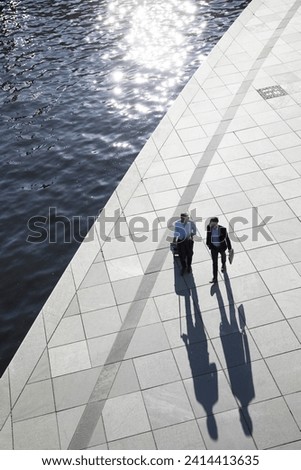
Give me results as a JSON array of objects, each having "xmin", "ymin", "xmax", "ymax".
[{"xmin": 206, "ymin": 225, "xmax": 232, "ymax": 251}]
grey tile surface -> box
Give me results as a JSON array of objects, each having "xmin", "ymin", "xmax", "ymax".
[
  {"xmin": 240, "ymin": 296, "xmax": 284, "ymax": 328},
  {"xmin": 134, "ymin": 350, "xmax": 180, "ymax": 389},
  {"xmin": 260, "ymin": 265, "xmax": 301, "ymax": 294},
  {"xmin": 198, "ymin": 409, "xmax": 256, "ymax": 449},
  {"xmin": 80, "ymin": 262, "xmax": 109, "ymax": 289},
  {"xmin": 12, "ymin": 380, "xmax": 55, "ymax": 422},
  {"xmin": 125, "ymin": 323, "xmax": 170, "ymax": 359},
  {"xmin": 108, "ymin": 432, "xmax": 156, "ymax": 450},
  {"xmin": 274, "ymin": 288, "xmax": 301, "ymax": 318},
  {"xmin": 82, "ymin": 307, "xmax": 122, "ymax": 339},
  {"xmin": 77, "ymin": 283, "xmax": 116, "ymax": 313},
  {"xmin": 251, "ymin": 320, "xmax": 300, "ymax": 357},
  {"xmin": 143, "ymin": 381, "xmax": 194, "ymax": 429},
  {"xmin": 250, "ymin": 244, "xmax": 290, "ymax": 271},
  {"xmin": 13, "ymin": 414, "xmax": 60, "ymax": 450},
  {"xmin": 109, "ymin": 360, "xmax": 140, "ymax": 398},
  {"xmin": 49, "ymin": 315, "xmax": 85, "ymax": 348},
  {"xmin": 49, "ymin": 341, "xmax": 91, "ymax": 377},
  {"xmin": 53, "ymin": 367, "xmax": 102, "ymax": 411},
  {"xmin": 154, "ymin": 420, "xmax": 205, "ymax": 450},
  {"xmin": 266, "ymin": 350, "xmax": 301, "ymax": 394},
  {"xmin": 102, "ymin": 392, "xmax": 150, "ymax": 441},
  {"xmin": 285, "ymin": 391, "xmax": 301, "ymax": 429},
  {"xmin": 242, "ymin": 397, "xmax": 300, "ymax": 449}
]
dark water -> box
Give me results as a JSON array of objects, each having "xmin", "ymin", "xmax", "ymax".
[{"xmin": 0, "ymin": 0, "xmax": 250, "ymax": 375}]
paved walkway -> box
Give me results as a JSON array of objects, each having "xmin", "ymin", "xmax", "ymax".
[{"xmin": 1, "ymin": 0, "xmax": 301, "ymax": 450}]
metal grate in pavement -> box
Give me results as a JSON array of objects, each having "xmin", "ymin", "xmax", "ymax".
[{"xmin": 257, "ymin": 85, "xmax": 288, "ymax": 100}]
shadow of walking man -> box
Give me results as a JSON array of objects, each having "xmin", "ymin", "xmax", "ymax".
[
  {"xmin": 210, "ymin": 272, "xmax": 254, "ymax": 436},
  {"xmin": 174, "ymin": 258, "xmax": 218, "ymax": 439}
]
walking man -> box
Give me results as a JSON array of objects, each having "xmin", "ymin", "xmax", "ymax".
[
  {"xmin": 173, "ymin": 212, "xmax": 196, "ymax": 275},
  {"xmin": 206, "ymin": 217, "xmax": 232, "ymax": 283}
]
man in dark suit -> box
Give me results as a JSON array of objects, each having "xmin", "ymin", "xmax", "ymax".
[{"xmin": 206, "ymin": 217, "xmax": 232, "ymax": 284}]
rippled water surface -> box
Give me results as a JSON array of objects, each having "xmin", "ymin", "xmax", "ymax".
[{"xmin": 0, "ymin": 0, "xmax": 250, "ymax": 374}]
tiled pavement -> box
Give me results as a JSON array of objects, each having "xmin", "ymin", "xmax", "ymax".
[{"xmin": 1, "ymin": 0, "xmax": 301, "ymax": 450}]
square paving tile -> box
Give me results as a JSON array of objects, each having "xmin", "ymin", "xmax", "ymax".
[
  {"xmin": 134, "ymin": 350, "xmax": 180, "ymax": 389},
  {"xmin": 259, "ymin": 265, "xmax": 301, "ymax": 294},
  {"xmin": 82, "ymin": 306, "xmax": 121, "ymax": 339},
  {"xmin": 154, "ymin": 420, "xmax": 205, "ymax": 450},
  {"xmin": 274, "ymin": 288, "xmax": 301, "ymax": 319},
  {"xmin": 242, "ymin": 397, "xmax": 300, "ymax": 449},
  {"xmin": 106, "ymin": 255, "xmax": 144, "ymax": 282},
  {"xmin": 12, "ymin": 380, "xmax": 55, "ymax": 423},
  {"xmin": 103, "ymin": 391, "xmax": 150, "ymax": 441},
  {"xmin": 254, "ymin": 151, "xmax": 287, "ymax": 169},
  {"xmin": 102, "ymin": 236, "xmax": 137, "ymax": 261},
  {"xmin": 216, "ymin": 192, "xmax": 252, "ymax": 213},
  {"xmin": 53, "ymin": 367, "xmax": 102, "ymax": 411},
  {"xmin": 154, "ymin": 292, "xmax": 183, "ymax": 322},
  {"xmin": 266, "ymin": 350, "xmax": 301, "ymax": 394},
  {"xmin": 235, "ymin": 171, "xmax": 270, "ymax": 190},
  {"xmin": 144, "ymin": 174, "xmax": 176, "ymax": 194},
  {"xmin": 223, "ymin": 272, "xmax": 269, "ymax": 303},
  {"xmin": 13, "ymin": 414, "xmax": 60, "ymax": 449},
  {"xmin": 227, "ymin": 158, "xmax": 260, "ymax": 176},
  {"xmin": 207, "ymin": 177, "xmax": 241, "ymax": 197},
  {"xmin": 257, "ymin": 201, "xmax": 295, "ymax": 224},
  {"xmin": 250, "ymin": 244, "xmax": 290, "ymax": 271},
  {"xmin": 197, "ymin": 408, "xmax": 256, "ymax": 449},
  {"xmin": 264, "ymin": 164, "xmax": 299, "ymax": 183},
  {"xmin": 268, "ymin": 218, "xmax": 301, "ymax": 242},
  {"xmin": 143, "ymin": 381, "xmax": 194, "ymax": 429},
  {"xmin": 125, "ymin": 323, "xmax": 169, "ymax": 359},
  {"xmin": 49, "ymin": 341, "xmax": 91, "ymax": 377},
  {"xmin": 246, "ymin": 185, "xmax": 283, "ymax": 206},
  {"xmin": 124, "ymin": 195, "xmax": 154, "ymax": 216},
  {"xmin": 276, "ymin": 178, "xmax": 301, "ymax": 199},
  {"xmin": 240, "ymin": 296, "xmax": 284, "ymax": 329},
  {"xmin": 77, "ymin": 283, "xmax": 116, "ymax": 313},
  {"xmin": 251, "ymin": 320, "xmax": 300, "ymax": 357}
]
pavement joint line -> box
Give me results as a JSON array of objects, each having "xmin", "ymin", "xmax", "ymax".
[{"xmin": 53, "ymin": 0, "xmax": 301, "ymax": 450}]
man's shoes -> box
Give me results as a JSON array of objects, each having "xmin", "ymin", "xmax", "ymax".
[
  {"xmin": 187, "ymin": 266, "xmax": 192, "ymax": 273},
  {"xmin": 221, "ymin": 264, "xmax": 226, "ymax": 273},
  {"xmin": 181, "ymin": 267, "xmax": 186, "ymax": 276},
  {"xmin": 210, "ymin": 278, "xmax": 218, "ymax": 284}
]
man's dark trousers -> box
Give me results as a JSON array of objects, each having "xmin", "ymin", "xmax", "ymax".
[
  {"xmin": 177, "ymin": 239, "xmax": 194, "ymax": 269},
  {"xmin": 211, "ymin": 246, "xmax": 226, "ymax": 280}
]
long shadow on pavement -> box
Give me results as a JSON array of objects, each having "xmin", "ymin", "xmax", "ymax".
[
  {"xmin": 174, "ymin": 258, "xmax": 218, "ymax": 440},
  {"xmin": 210, "ymin": 271, "xmax": 254, "ymax": 435}
]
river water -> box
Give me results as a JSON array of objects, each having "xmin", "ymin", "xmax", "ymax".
[{"xmin": 0, "ymin": 0, "xmax": 251, "ymax": 375}]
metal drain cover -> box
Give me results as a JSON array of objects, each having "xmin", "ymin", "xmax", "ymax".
[{"xmin": 257, "ymin": 85, "xmax": 287, "ymax": 100}]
